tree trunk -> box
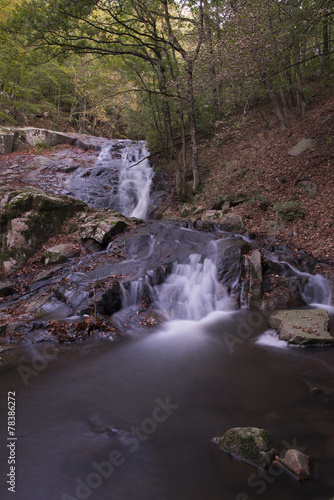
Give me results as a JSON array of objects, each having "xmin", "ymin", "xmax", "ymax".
[
  {"xmin": 186, "ymin": 62, "xmax": 199, "ymax": 191},
  {"xmin": 263, "ymin": 74, "xmax": 288, "ymax": 131}
]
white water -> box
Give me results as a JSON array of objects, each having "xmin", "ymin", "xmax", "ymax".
[
  {"xmin": 268, "ymin": 253, "xmax": 332, "ymax": 306},
  {"xmin": 114, "ymin": 141, "xmax": 154, "ymax": 219},
  {"xmin": 155, "ymin": 254, "xmax": 234, "ymax": 321}
]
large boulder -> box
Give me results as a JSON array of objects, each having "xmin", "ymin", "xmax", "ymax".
[
  {"xmin": 212, "ymin": 427, "xmax": 275, "ymax": 468},
  {"xmin": 269, "ymin": 309, "xmax": 334, "ymax": 345},
  {"xmin": 217, "ymin": 240, "xmax": 251, "ymax": 297},
  {"xmin": 79, "ymin": 209, "xmax": 131, "ymax": 249},
  {"xmin": 43, "ymin": 243, "xmax": 80, "ymax": 266},
  {"xmin": 0, "ymin": 187, "xmax": 87, "ymax": 271}
]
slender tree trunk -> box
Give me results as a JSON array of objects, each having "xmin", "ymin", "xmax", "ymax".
[
  {"xmin": 186, "ymin": 62, "xmax": 199, "ymax": 191},
  {"xmin": 262, "ymin": 74, "xmax": 288, "ymax": 130}
]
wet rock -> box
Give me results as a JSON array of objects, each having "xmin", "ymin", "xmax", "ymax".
[
  {"xmin": 262, "ymin": 275, "xmax": 306, "ymax": 310},
  {"xmin": 269, "ymin": 309, "xmax": 334, "ymax": 345},
  {"xmin": 26, "ymin": 293, "xmax": 72, "ymax": 320},
  {"xmin": 212, "ymin": 427, "xmax": 275, "ymax": 468},
  {"xmin": 280, "ymin": 449, "xmax": 311, "ymax": 480},
  {"xmin": 0, "ymin": 280, "xmax": 15, "ymax": 296},
  {"xmin": 95, "ymin": 282, "xmax": 122, "ymax": 316},
  {"xmin": 79, "ymin": 210, "xmax": 130, "ymax": 249},
  {"xmin": 217, "ymin": 240, "xmax": 251, "ymax": 297},
  {"xmin": 241, "ymin": 249, "xmax": 263, "ymax": 309},
  {"xmin": 43, "ymin": 244, "xmax": 80, "ymax": 266}
]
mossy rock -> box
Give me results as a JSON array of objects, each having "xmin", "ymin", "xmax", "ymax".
[{"xmin": 213, "ymin": 427, "xmax": 275, "ymax": 468}]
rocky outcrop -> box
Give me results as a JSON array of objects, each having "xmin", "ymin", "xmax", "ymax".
[
  {"xmin": 269, "ymin": 309, "xmax": 334, "ymax": 345},
  {"xmin": 212, "ymin": 427, "xmax": 276, "ymax": 468},
  {"xmin": 217, "ymin": 240, "xmax": 251, "ymax": 297},
  {"xmin": 0, "ymin": 127, "xmax": 109, "ymax": 154},
  {"xmin": 0, "ymin": 187, "xmax": 87, "ymax": 271},
  {"xmin": 78, "ymin": 209, "xmax": 132, "ymax": 250}
]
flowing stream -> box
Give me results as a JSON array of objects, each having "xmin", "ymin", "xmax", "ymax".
[{"xmin": 0, "ymin": 141, "xmax": 334, "ymax": 500}]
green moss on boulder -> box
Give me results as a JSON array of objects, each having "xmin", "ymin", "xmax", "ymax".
[{"xmin": 213, "ymin": 427, "xmax": 275, "ymax": 468}]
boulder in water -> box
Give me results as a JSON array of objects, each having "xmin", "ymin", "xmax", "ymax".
[
  {"xmin": 212, "ymin": 427, "xmax": 275, "ymax": 468},
  {"xmin": 280, "ymin": 449, "xmax": 311, "ymax": 480},
  {"xmin": 269, "ymin": 309, "xmax": 334, "ymax": 345}
]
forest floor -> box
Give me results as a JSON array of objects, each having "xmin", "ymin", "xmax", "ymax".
[{"xmin": 158, "ymin": 83, "xmax": 334, "ymax": 279}]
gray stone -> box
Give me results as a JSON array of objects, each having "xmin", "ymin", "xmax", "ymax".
[
  {"xmin": 269, "ymin": 309, "xmax": 334, "ymax": 345},
  {"xmin": 212, "ymin": 427, "xmax": 275, "ymax": 468},
  {"xmin": 43, "ymin": 244, "xmax": 80, "ymax": 266},
  {"xmin": 79, "ymin": 210, "xmax": 130, "ymax": 247},
  {"xmin": 0, "ymin": 187, "xmax": 87, "ymax": 268},
  {"xmin": 281, "ymin": 449, "xmax": 311, "ymax": 480},
  {"xmin": 297, "ymin": 180, "xmax": 317, "ymax": 197},
  {"xmin": 221, "ymin": 201, "xmax": 230, "ymax": 214},
  {"xmin": 220, "ymin": 213, "xmax": 245, "ymax": 232},
  {"xmin": 202, "ymin": 210, "xmax": 223, "ymax": 221},
  {"xmin": 288, "ymin": 138, "xmax": 318, "ymax": 156},
  {"xmin": 0, "ymin": 131, "xmax": 14, "ymax": 154},
  {"xmin": 193, "ymin": 206, "xmax": 206, "ymax": 215}
]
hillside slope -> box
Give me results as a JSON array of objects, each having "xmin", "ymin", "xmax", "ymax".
[{"xmin": 162, "ymin": 85, "xmax": 334, "ymax": 272}]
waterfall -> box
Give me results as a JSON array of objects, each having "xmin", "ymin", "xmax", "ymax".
[
  {"xmin": 67, "ymin": 140, "xmax": 154, "ymax": 219},
  {"xmin": 111, "ymin": 141, "xmax": 153, "ymax": 219},
  {"xmin": 268, "ymin": 253, "xmax": 332, "ymax": 306},
  {"xmin": 155, "ymin": 253, "xmax": 234, "ymax": 321}
]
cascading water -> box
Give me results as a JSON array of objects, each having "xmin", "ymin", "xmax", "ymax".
[
  {"xmin": 114, "ymin": 142, "xmax": 153, "ymax": 219},
  {"xmin": 155, "ymin": 253, "xmax": 233, "ymax": 321},
  {"xmin": 67, "ymin": 140, "xmax": 153, "ymax": 219},
  {"xmin": 268, "ymin": 253, "xmax": 333, "ymax": 307}
]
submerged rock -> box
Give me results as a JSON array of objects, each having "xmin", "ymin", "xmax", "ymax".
[
  {"xmin": 212, "ymin": 427, "xmax": 275, "ymax": 468},
  {"xmin": 269, "ymin": 309, "xmax": 334, "ymax": 345},
  {"xmin": 280, "ymin": 449, "xmax": 311, "ymax": 480}
]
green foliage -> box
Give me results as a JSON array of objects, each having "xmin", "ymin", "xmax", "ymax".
[{"xmin": 274, "ymin": 201, "xmax": 305, "ymax": 222}]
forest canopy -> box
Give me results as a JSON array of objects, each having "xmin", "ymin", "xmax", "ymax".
[{"xmin": 0, "ymin": 0, "xmax": 333, "ymax": 196}]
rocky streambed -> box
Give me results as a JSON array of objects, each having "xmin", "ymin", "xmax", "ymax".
[{"xmin": 0, "ymin": 129, "xmax": 334, "ymax": 363}]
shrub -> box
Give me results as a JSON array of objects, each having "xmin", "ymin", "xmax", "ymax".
[{"xmin": 274, "ymin": 201, "xmax": 305, "ymax": 222}]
